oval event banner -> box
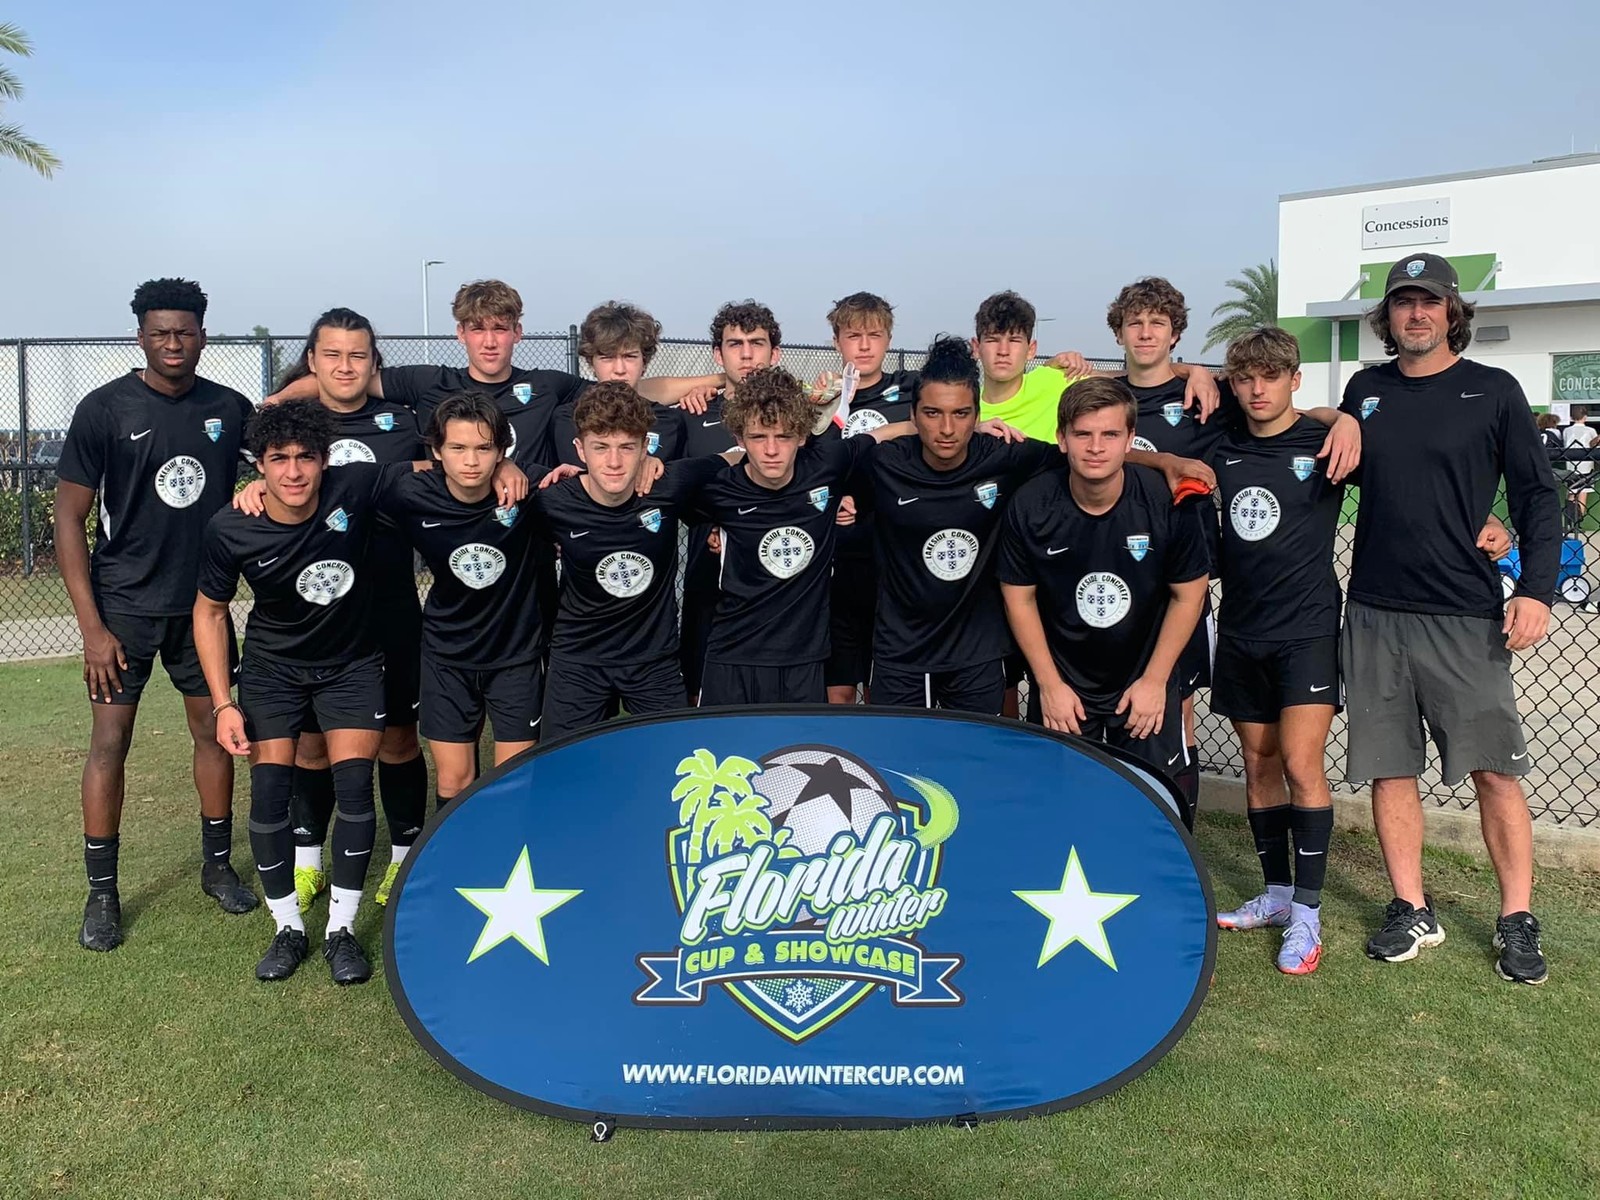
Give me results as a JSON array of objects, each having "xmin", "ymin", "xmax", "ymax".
[{"xmin": 386, "ymin": 710, "xmax": 1215, "ymax": 1129}]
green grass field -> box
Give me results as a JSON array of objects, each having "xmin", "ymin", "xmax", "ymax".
[{"xmin": 3, "ymin": 659, "xmax": 1597, "ymax": 1200}]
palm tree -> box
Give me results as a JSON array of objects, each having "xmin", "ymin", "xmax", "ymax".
[
  {"xmin": 1203, "ymin": 259, "xmax": 1277, "ymax": 352},
  {"xmin": 0, "ymin": 23, "xmax": 59, "ymax": 179},
  {"xmin": 671, "ymin": 750, "xmax": 760, "ymax": 864},
  {"xmin": 703, "ymin": 792, "xmax": 774, "ymax": 859}
]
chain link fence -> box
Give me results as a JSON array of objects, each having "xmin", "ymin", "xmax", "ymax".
[{"xmin": 4, "ymin": 336, "xmax": 1596, "ymax": 828}]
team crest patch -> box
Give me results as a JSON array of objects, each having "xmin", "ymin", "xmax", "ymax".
[
  {"xmin": 328, "ymin": 439, "xmax": 376, "ymax": 467},
  {"xmin": 880, "ymin": 385, "xmax": 901, "ymax": 404},
  {"xmin": 758, "ymin": 527, "xmax": 815, "ymax": 579},
  {"xmin": 325, "ymin": 507, "xmax": 349, "ymax": 533},
  {"xmin": 974, "ymin": 481, "xmax": 999, "ymax": 510},
  {"xmin": 1230, "ymin": 487, "xmax": 1281, "ymax": 541},
  {"xmin": 203, "ymin": 418, "xmax": 223, "ymax": 443},
  {"xmin": 374, "ymin": 412, "xmax": 396, "ymax": 432},
  {"xmin": 1125, "ymin": 534, "xmax": 1150, "ymax": 562},
  {"xmin": 512, "ymin": 383, "xmax": 532, "ymax": 405},
  {"xmin": 1360, "ymin": 397, "xmax": 1380, "ymax": 420},
  {"xmin": 640, "ymin": 508, "xmax": 662, "ymax": 533},
  {"xmin": 494, "ymin": 504, "xmax": 519, "ymax": 528},
  {"xmin": 296, "ymin": 559, "xmax": 355, "ymax": 606},
  {"xmin": 598, "ymin": 551, "xmax": 654, "ymax": 598},
  {"xmin": 1132, "ymin": 436, "xmax": 1157, "ymax": 453},
  {"xmin": 1161, "ymin": 402, "xmax": 1183, "ymax": 427},
  {"xmin": 843, "ymin": 408, "xmax": 888, "ymax": 438},
  {"xmin": 449, "ymin": 543, "xmax": 507, "ymax": 589},
  {"xmin": 1406, "ymin": 259, "xmax": 1426, "ymax": 278},
  {"xmin": 1291, "ymin": 456, "xmax": 1315, "ymax": 482},
  {"xmin": 154, "ymin": 456, "xmax": 206, "ymax": 508},
  {"xmin": 647, "ymin": 432, "xmax": 661, "ymax": 455},
  {"xmin": 808, "ymin": 486, "xmax": 830, "ymax": 511},
  {"xmin": 635, "ymin": 745, "xmax": 962, "ymax": 1042}
]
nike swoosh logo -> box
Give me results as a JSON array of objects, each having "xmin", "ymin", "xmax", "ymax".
[
  {"xmin": 530, "ymin": 717, "xmax": 541, "ymax": 727},
  {"xmin": 374, "ymin": 711, "xmax": 386, "ymax": 719},
  {"xmin": 86, "ymin": 841, "xmax": 107, "ymax": 850},
  {"xmin": 1225, "ymin": 458, "xmax": 1243, "ymax": 465},
  {"xmin": 1512, "ymin": 751, "xmax": 1527, "ymax": 760},
  {"xmin": 1310, "ymin": 684, "xmax": 1330, "ymax": 693},
  {"xmin": 130, "ymin": 429, "xmax": 152, "ymax": 441},
  {"xmin": 259, "ymin": 861, "xmax": 284, "ymax": 871},
  {"xmin": 738, "ymin": 506, "xmax": 758, "ymax": 515},
  {"xmin": 569, "ymin": 531, "xmax": 589, "ymax": 538},
  {"xmin": 89, "ymin": 875, "xmax": 116, "ymax": 882},
  {"xmin": 342, "ymin": 848, "xmax": 370, "ymax": 857},
  {"xmin": 898, "ymin": 497, "xmax": 919, "ymax": 505},
  {"xmin": 1166, "ymin": 753, "xmax": 1181, "ymax": 766},
  {"xmin": 1297, "ymin": 849, "xmax": 1326, "ymax": 856},
  {"xmin": 422, "ymin": 521, "xmax": 441, "ymax": 528},
  {"xmin": 1187, "ymin": 672, "xmax": 1201, "ymax": 687},
  {"xmin": 702, "ymin": 419, "xmax": 722, "ymax": 427},
  {"xmin": 411, "ymin": 701, "xmax": 421, "ymax": 709},
  {"xmin": 210, "ymin": 849, "xmax": 229, "ymax": 857},
  {"xmin": 1462, "ymin": 392, "xmax": 1485, "ymax": 398},
  {"xmin": 257, "ymin": 557, "xmax": 278, "ymax": 567},
  {"xmin": 1047, "ymin": 546, "xmax": 1069, "ymax": 556}
]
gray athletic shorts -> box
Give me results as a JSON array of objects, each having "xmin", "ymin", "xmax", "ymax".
[{"xmin": 1341, "ymin": 601, "xmax": 1529, "ymax": 785}]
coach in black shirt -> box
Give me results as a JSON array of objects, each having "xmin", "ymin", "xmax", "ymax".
[
  {"xmin": 55, "ymin": 278, "xmax": 258, "ymax": 952},
  {"xmin": 1342, "ymin": 253, "xmax": 1559, "ymax": 983}
]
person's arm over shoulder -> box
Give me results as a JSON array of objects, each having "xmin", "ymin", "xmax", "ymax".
[
  {"xmin": 1497, "ymin": 375, "xmax": 1561, "ymax": 604},
  {"xmin": 377, "ymin": 365, "xmax": 446, "ymax": 410},
  {"xmin": 1165, "ymin": 481, "xmax": 1212, "ymax": 585},
  {"xmin": 659, "ymin": 452, "xmax": 729, "ymax": 502}
]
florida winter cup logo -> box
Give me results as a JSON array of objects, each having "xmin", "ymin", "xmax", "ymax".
[{"xmin": 635, "ymin": 745, "xmax": 963, "ymax": 1041}]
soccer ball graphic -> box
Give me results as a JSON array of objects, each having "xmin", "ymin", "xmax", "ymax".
[{"xmin": 753, "ymin": 746, "xmax": 897, "ymax": 857}]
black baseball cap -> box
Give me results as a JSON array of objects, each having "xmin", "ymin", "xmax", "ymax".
[{"xmin": 1383, "ymin": 253, "xmax": 1460, "ymax": 300}]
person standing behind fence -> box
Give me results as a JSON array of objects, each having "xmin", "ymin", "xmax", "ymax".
[
  {"xmin": 1560, "ymin": 405, "xmax": 1596, "ymax": 530},
  {"xmin": 55, "ymin": 278, "xmax": 259, "ymax": 952},
  {"xmin": 1341, "ymin": 253, "xmax": 1560, "ymax": 984}
]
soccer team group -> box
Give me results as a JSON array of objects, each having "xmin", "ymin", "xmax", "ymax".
[{"xmin": 58, "ymin": 255, "xmax": 1561, "ymax": 988}]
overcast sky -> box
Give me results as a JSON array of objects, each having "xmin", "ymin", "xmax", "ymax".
[{"xmin": 3, "ymin": 1, "xmax": 1597, "ymax": 357}]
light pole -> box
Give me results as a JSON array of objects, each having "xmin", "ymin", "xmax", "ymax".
[{"xmin": 421, "ymin": 258, "xmax": 444, "ymax": 358}]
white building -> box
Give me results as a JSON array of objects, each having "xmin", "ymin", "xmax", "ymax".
[{"xmin": 1278, "ymin": 153, "xmax": 1600, "ymax": 413}]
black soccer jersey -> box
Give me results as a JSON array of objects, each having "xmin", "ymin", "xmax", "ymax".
[
  {"xmin": 377, "ymin": 467, "xmax": 548, "ymax": 668},
  {"xmin": 998, "ymin": 465, "xmax": 1209, "ymax": 709},
  {"xmin": 1124, "ymin": 373, "xmax": 1242, "ymax": 462},
  {"xmin": 324, "ymin": 400, "xmax": 425, "ymax": 591},
  {"xmin": 199, "ymin": 463, "xmax": 395, "ymax": 664},
  {"xmin": 835, "ymin": 369, "xmax": 919, "ymax": 559},
  {"xmin": 549, "ymin": 389, "xmax": 687, "ymax": 469},
  {"xmin": 868, "ymin": 434, "xmax": 1060, "ymax": 671},
  {"xmin": 1339, "ymin": 358, "xmax": 1560, "ymax": 616},
  {"xmin": 691, "ymin": 435, "xmax": 877, "ymax": 666},
  {"xmin": 1212, "ymin": 417, "xmax": 1345, "ymax": 641},
  {"xmin": 681, "ymin": 391, "xmax": 738, "ymax": 459},
  {"xmin": 57, "ymin": 371, "xmax": 254, "ymax": 616},
  {"xmin": 383, "ymin": 365, "xmax": 583, "ymax": 469},
  {"xmin": 534, "ymin": 456, "xmax": 726, "ymax": 665}
]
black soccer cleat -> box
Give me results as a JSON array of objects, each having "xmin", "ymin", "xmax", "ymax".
[
  {"xmin": 201, "ymin": 860, "xmax": 260, "ymax": 915},
  {"xmin": 1493, "ymin": 911, "xmax": 1549, "ymax": 985},
  {"xmin": 1365, "ymin": 894, "xmax": 1446, "ymax": 963},
  {"xmin": 78, "ymin": 893, "xmax": 124, "ymax": 952},
  {"xmin": 256, "ymin": 927, "xmax": 310, "ymax": 981},
  {"xmin": 323, "ymin": 929, "xmax": 372, "ymax": 986}
]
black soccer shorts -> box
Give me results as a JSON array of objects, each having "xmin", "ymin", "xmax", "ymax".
[
  {"xmin": 542, "ymin": 653, "xmax": 687, "ymax": 741},
  {"xmin": 869, "ymin": 659, "xmax": 1007, "ymax": 716},
  {"xmin": 1210, "ymin": 633, "xmax": 1341, "ymax": 725},
  {"xmin": 238, "ymin": 650, "xmax": 385, "ymax": 743},
  {"xmin": 94, "ymin": 610, "xmax": 236, "ymax": 705},
  {"xmin": 420, "ymin": 654, "xmax": 545, "ymax": 745},
  {"xmin": 699, "ymin": 660, "xmax": 826, "ymax": 706}
]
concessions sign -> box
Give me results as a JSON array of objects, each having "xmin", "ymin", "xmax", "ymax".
[{"xmin": 386, "ymin": 710, "xmax": 1214, "ymax": 1129}]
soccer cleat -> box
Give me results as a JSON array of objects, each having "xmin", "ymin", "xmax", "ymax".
[
  {"xmin": 78, "ymin": 894, "xmax": 124, "ymax": 952},
  {"xmin": 256, "ymin": 927, "xmax": 310, "ymax": 981},
  {"xmin": 1277, "ymin": 919, "xmax": 1323, "ymax": 975},
  {"xmin": 324, "ymin": 929, "xmax": 372, "ymax": 986},
  {"xmin": 374, "ymin": 861, "xmax": 401, "ymax": 908},
  {"xmin": 1217, "ymin": 892, "xmax": 1290, "ymax": 931},
  {"xmin": 1493, "ymin": 912, "xmax": 1548, "ymax": 985},
  {"xmin": 294, "ymin": 866, "xmax": 328, "ymax": 913},
  {"xmin": 1365, "ymin": 894, "xmax": 1446, "ymax": 962},
  {"xmin": 201, "ymin": 860, "xmax": 260, "ymax": 915}
]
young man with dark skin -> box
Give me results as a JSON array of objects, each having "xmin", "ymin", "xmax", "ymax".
[
  {"xmin": 535, "ymin": 382, "xmax": 739, "ymax": 738},
  {"xmin": 196, "ymin": 401, "xmax": 405, "ymax": 985},
  {"xmin": 865, "ymin": 336, "xmax": 1059, "ymax": 714},
  {"xmin": 1342, "ymin": 254, "xmax": 1559, "ymax": 983},
  {"xmin": 999, "ymin": 378, "xmax": 1210, "ymax": 784},
  {"xmin": 55, "ymin": 278, "xmax": 258, "ymax": 952}
]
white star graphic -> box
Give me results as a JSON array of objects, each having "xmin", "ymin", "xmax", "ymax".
[
  {"xmin": 1013, "ymin": 847, "xmax": 1139, "ymax": 971},
  {"xmin": 456, "ymin": 846, "xmax": 582, "ymax": 965}
]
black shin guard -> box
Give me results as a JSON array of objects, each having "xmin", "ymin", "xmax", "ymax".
[
  {"xmin": 85, "ymin": 834, "xmax": 121, "ymax": 900},
  {"xmin": 379, "ymin": 755, "xmax": 428, "ymax": 848},
  {"xmin": 329, "ymin": 758, "xmax": 377, "ymax": 892},
  {"xmin": 248, "ymin": 764, "xmax": 296, "ymax": 901},
  {"xmin": 1247, "ymin": 803, "xmax": 1293, "ymax": 889},
  {"xmin": 201, "ymin": 814, "xmax": 234, "ymax": 866},
  {"xmin": 290, "ymin": 765, "xmax": 336, "ymax": 848},
  {"xmin": 1290, "ymin": 805, "xmax": 1334, "ymax": 907}
]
